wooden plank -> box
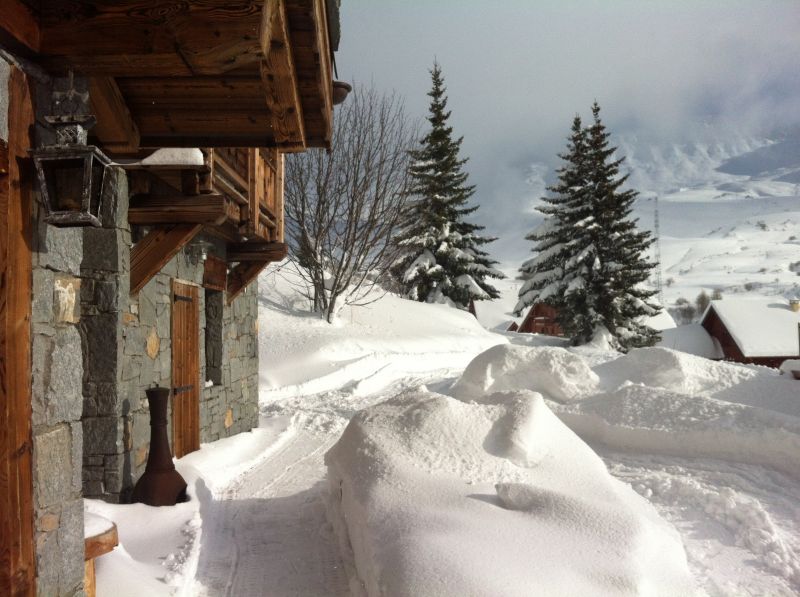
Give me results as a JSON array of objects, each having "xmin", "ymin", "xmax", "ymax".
[
  {"xmin": 130, "ymin": 224, "xmax": 201, "ymax": 294},
  {"xmin": 39, "ymin": 1, "xmax": 263, "ymax": 76},
  {"xmin": 88, "ymin": 77, "xmax": 141, "ymax": 154},
  {"xmin": 261, "ymin": 0, "xmax": 306, "ymax": 147},
  {"xmin": 0, "ymin": 0, "xmax": 40, "ymax": 57},
  {"xmin": 203, "ymin": 256, "xmax": 227, "ymax": 291},
  {"xmin": 0, "ymin": 141, "xmax": 7, "ymax": 175},
  {"xmin": 181, "ymin": 171, "xmax": 200, "ymax": 196},
  {"xmin": 276, "ymin": 152, "xmax": 285, "ymax": 242},
  {"xmin": 214, "ymin": 152, "xmax": 249, "ymax": 192},
  {"xmin": 286, "ymin": 0, "xmax": 333, "ymax": 147},
  {"xmin": 0, "ymin": 66, "xmax": 36, "ymax": 597},
  {"xmin": 227, "ymin": 241, "xmax": 287, "ymax": 263},
  {"xmin": 128, "ymin": 195, "xmax": 228, "ymax": 226},
  {"xmin": 171, "ymin": 281, "xmax": 200, "ymax": 458},
  {"xmin": 84, "ymin": 524, "xmax": 118, "ymax": 561},
  {"xmin": 227, "ymin": 260, "xmax": 270, "ymax": 304}
]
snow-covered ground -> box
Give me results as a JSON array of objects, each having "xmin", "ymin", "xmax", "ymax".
[{"xmin": 91, "ymin": 260, "xmax": 800, "ymax": 596}]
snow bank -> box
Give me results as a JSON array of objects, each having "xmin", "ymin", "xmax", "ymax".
[
  {"xmin": 90, "ymin": 416, "xmax": 295, "ymax": 597},
  {"xmin": 259, "ymin": 267, "xmax": 506, "ymax": 400},
  {"xmin": 325, "ymin": 389, "xmax": 695, "ymax": 597},
  {"xmin": 657, "ymin": 323, "xmax": 723, "ymax": 359},
  {"xmin": 557, "ymin": 383, "xmax": 800, "ymax": 478},
  {"xmin": 450, "ymin": 344, "xmax": 598, "ymax": 403},
  {"xmin": 449, "ymin": 344, "xmax": 800, "ymax": 480},
  {"xmin": 595, "ymin": 346, "xmax": 757, "ymax": 395}
]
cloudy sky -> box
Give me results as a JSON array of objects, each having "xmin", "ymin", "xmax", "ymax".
[{"xmin": 335, "ymin": 1, "xmax": 800, "ymax": 264}]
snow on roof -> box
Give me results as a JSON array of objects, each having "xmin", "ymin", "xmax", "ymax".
[
  {"xmin": 113, "ymin": 148, "xmax": 205, "ymax": 168},
  {"xmin": 645, "ymin": 309, "xmax": 677, "ymax": 331},
  {"xmin": 705, "ymin": 298, "xmax": 800, "ymax": 357}
]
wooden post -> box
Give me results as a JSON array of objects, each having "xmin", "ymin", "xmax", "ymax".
[{"xmin": 0, "ymin": 66, "xmax": 36, "ymax": 597}]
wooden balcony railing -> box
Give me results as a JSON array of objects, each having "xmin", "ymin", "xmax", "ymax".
[{"xmin": 203, "ymin": 147, "xmax": 284, "ymax": 244}]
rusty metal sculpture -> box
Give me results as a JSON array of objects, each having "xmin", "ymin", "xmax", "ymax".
[{"xmin": 131, "ymin": 387, "xmax": 188, "ymax": 506}]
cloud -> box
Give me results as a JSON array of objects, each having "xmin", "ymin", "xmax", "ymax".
[{"xmin": 336, "ymin": 0, "xmax": 800, "ymax": 264}]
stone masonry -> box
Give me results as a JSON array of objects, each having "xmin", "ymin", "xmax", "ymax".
[
  {"xmin": 28, "ymin": 72, "xmax": 87, "ymax": 596},
  {"xmin": 81, "ymin": 174, "xmax": 259, "ymax": 502}
]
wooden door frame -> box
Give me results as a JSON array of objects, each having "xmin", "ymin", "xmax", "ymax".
[{"xmin": 0, "ymin": 66, "xmax": 36, "ymax": 596}]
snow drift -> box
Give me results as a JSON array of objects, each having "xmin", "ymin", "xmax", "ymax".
[
  {"xmin": 451, "ymin": 344, "xmax": 598, "ymax": 403},
  {"xmin": 325, "ymin": 389, "xmax": 694, "ymax": 596}
]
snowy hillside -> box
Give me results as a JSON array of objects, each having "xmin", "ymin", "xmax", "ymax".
[{"xmin": 483, "ymin": 131, "xmax": 800, "ymax": 330}]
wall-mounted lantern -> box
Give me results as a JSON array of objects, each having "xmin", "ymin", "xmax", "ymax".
[{"xmin": 31, "ymin": 114, "xmax": 111, "ymax": 227}]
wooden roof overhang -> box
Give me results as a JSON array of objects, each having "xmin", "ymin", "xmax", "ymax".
[{"xmin": 2, "ymin": 0, "xmax": 334, "ymax": 151}]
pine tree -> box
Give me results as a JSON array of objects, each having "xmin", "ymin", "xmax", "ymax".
[
  {"xmin": 392, "ymin": 62, "xmax": 503, "ymax": 308},
  {"xmin": 516, "ymin": 103, "xmax": 660, "ymax": 351}
]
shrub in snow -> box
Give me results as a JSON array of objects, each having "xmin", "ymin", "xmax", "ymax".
[
  {"xmin": 324, "ymin": 389, "xmax": 694, "ymax": 597},
  {"xmin": 451, "ymin": 344, "xmax": 598, "ymax": 403}
]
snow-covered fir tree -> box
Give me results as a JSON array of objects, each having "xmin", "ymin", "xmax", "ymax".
[
  {"xmin": 515, "ymin": 103, "xmax": 659, "ymax": 351},
  {"xmin": 392, "ymin": 62, "xmax": 503, "ymax": 309}
]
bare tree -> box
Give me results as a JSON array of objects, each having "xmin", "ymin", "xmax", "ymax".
[{"xmin": 284, "ymin": 83, "xmax": 416, "ymax": 322}]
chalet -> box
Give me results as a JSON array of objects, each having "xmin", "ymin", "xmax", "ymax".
[
  {"xmin": 513, "ymin": 302, "xmax": 676, "ymax": 338},
  {"xmin": 701, "ymin": 298, "xmax": 800, "ymax": 367},
  {"xmin": 1, "ymin": 1, "xmax": 341, "ymax": 594},
  {"xmin": 517, "ymin": 302, "xmax": 563, "ymax": 335}
]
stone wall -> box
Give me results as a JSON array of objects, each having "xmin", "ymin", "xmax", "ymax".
[
  {"xmin": 28, "ymin": 73, "xmax": 86, "ymax": 596},
  {"xmin": 81, "ymin": 177, "xmax": 260, "ymax": 502}
]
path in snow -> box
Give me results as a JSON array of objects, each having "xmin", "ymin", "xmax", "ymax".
[
  {"xmin": 193, "ymin": 427, "xmax": 349, "ymax": 597},
  {"xmin": 191, "ymin": 370, "xmax": 460, "ymax": 597},
  {"xmin": 600, "ymin": 449, "xmax": 800, "ymax": 596}
]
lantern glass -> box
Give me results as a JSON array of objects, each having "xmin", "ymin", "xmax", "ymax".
[{"xmin": 40, "ymin": 157, "xmax": 86, "ymax": 212}]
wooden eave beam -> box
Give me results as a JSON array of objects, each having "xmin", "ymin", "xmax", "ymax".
[
  {"xmin": 260, "ymin": 0, "xmax": 306, "ymax": 148},
  {"xmin": 37, "ymin": 1, "xmax": 263, "ymax": 77},
  {"xmin": 0, "ymin": 0, "xmax": 40, "ymax": 58},
  {"xmin": 128, "ymin": 195, "xmax": 229, "ymax": 226},
  {"xmin": 88, "ymin": 77, "xmax": 141, "ymax": 154},
  {"xmin": 130, "ymin": 224, "xmax": 201, "ymax": 295},
  {"xmin": 227, "ymin": 260, "xmax": 270, "ymax": 304},
  {"xmin": 227, "ymin": 241, "xmax": 288, "ymax": 262}
]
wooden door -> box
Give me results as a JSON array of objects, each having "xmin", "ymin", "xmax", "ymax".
[
  {"xmin": 0, "ymin": 67, "xmax": 36, "ymax": 596},
  {"xmin": 171, "ymin": 280, "xmax": 200, "ymax": 458}
]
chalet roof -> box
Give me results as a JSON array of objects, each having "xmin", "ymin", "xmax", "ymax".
[
  {"xmin": 703, "ymin": 298, "xmax": 800, "ymax": 358},
  {"xmin": 4, "ymin": 0, "xmax": 336, "ymax": 151}
]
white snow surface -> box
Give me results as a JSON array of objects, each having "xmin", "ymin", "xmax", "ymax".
[
  {"xmin": 325, "ymin": 389, "xmax": 695, "ymax": 597},
  {"xmin": 92, "ymin": 262, "xmax": 800, "ymax": 597}
]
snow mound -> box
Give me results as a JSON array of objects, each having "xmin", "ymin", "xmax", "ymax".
[
  {"xmin": 451, "ymin": 344, "xmax": 598, "ymax": 403},
  {"xmin": 325, "ymin": 389, "xmax": 694, "ymax": 597},
  {"xmin": 596, "ymin": 346, "xmax": 757, "ymax": 395},
  {"xmin": 557, "ymin": 384, "xmax": 800, "ymax": 478}
]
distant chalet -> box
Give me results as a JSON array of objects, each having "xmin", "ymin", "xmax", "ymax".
[
  {"xmin": 701, "ymin": 298, "xmax": 800, "ymax": 368},
  {"xmin": 517, "ymin": 303, "xmax": 563, "ymax": 336}
]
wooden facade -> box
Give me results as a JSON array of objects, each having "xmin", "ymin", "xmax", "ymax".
[{"xmin": 518, "ymin": 303, "xmax": 564, "ymax": 336}]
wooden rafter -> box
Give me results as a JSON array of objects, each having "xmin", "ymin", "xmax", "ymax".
[
  {"xmin": 227, "ymin": 260, "xmax": 270, "ymax": 304},
  {"xmin": 88, "ymin": 77, "xmax": 141, "ymax": 154},
  {"xmin": 227, "ymin": 241, "xmax": 287, "ymax": 262},
  {"xmin": 128, "ymin": 195, "xmax": 229, "ymax": 226},
  {"xmin": 130, "ymin": 224, "xmax": 201, "ymax": 295},
  {"xmin": 0, "ymin": 0, "xmax": 40, "ymax": 57},
  {"xmin": 38, "ymin": 1, "xmax": 263, "ymax": 76},
  {"xmin": 261, "ymin": 0, "xmax": 306, "ymax": 148}
]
